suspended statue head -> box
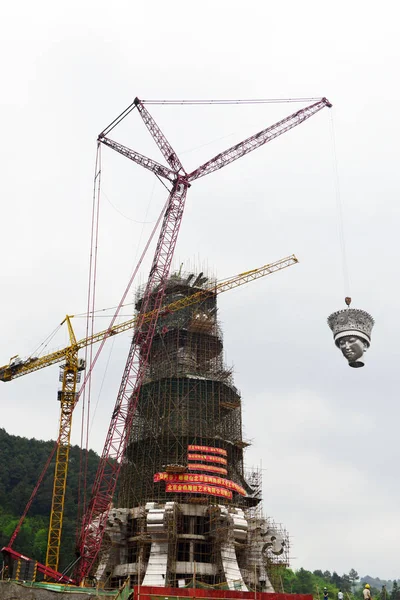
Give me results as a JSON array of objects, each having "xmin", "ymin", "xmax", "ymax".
[{"xmin": 327, "ymin": 308, "xmax": 374, "ymax": 368}]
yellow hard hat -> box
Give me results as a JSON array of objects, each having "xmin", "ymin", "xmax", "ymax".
[{"xmin": 365, "ymin": 584, "xmax": 371, "ymax": 589}]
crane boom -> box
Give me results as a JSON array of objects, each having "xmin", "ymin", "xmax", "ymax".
[
  {"xmin": 1, "ymin": 546, "xmax": 74, "ymax": 584},
  {"xmin": 187, "ymin": 98, "xmax": 332, "ymax": 182},
  {"xmin": 134, "ymin": 97, "xmax": 185, "ymax": 173},
  {"xmin": 97, "ymin": 137, "xmax": 176, "ymax": 182}
]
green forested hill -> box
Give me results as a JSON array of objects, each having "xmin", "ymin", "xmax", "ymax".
[{"xmin": 0, "ymin": 428, "xmax": 100, "ymax": 571}]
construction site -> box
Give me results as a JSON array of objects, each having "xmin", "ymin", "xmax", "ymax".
[{"xmin": 0, "ymin": 96, "xmax": 332, "ymax": 599}]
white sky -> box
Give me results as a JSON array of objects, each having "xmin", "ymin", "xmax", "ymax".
[{"xmin": 1, "ymin": 0, "xmax": 399, "ymax": 581}]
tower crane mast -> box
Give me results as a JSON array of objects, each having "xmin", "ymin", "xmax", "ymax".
[
  {"xmin": 76, "ymin": 96, "xmax": 331, "ymax": 582},
  {"xmin": 45, "ymin": 317, "xmax": 83, "ymax": 575}
]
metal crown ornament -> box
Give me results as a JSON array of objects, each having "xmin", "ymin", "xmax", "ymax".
[
  {"xmin": 327, "ymin": 309, "xmax": 374, "ymax": 343},
  {"xmin": 327, "ymin": 307, "xmax": 374, "ymax": 368}
]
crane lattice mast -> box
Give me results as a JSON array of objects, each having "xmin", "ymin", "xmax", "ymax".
[{"xmin": 76, "ymin": 96, "xmax": 332, "ymax": 582}]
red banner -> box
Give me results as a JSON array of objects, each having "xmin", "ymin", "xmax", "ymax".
[
  {"xmin": 154, "ymin": 472, "xmax": 246, "ymax": 496},
  {"xmin": 187, "ymin": 453, "xmax": 227, "ymax": 465},
  {"xmin": 134, "ymin": 585, "xmax": 313, "ymax": 600},
  {"xmin": 188, "ymin": 445, "xmax": 227, "ymax": 456},
  {"xmin": 188, "ymin": 464, "xmax": 228, "ymax": 476},
  {"xmin": 165, "ymin": 482, "xmax": 232, "ymax": 499}
]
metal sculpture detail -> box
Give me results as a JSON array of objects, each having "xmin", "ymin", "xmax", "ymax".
[
  {"xmin": 327, "ymin": 307, "xmax": 374, "ymax": 368},
  {"xmin": 261, "ymin": 526, "xmax": 286, "ymax": 557}
]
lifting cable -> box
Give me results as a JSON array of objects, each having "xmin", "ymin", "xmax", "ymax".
[
  {"xmin": 77, "ymin": 142, "xmax": 102, "ymax": 530},
  {"xmin": 30, "ymin": 323, "xmax": 63, "ymax": 359},
  {"xmin": 102, "ymin": 188, "xmax": 157, "ymax": 224},
  {"xmin": 87, "ymin": 171, "xmax": 160, "ymax": 433},
  {"xmin": 329, "ymin": 110, "xmax": 351, "ymax": 298},
  {"xmin": 88, "ymin": 335, "xmax": 116, "ymax": 437}
]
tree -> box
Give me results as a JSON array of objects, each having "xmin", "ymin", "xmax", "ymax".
[
  {"xmin": 293, "ymin": 568, "xmax": 314, "ymax": 594},
  {"xmin": 331, "ymin": 572, "xmax": 342, "ymax": 588},
  {"xmin": 281, "ymin": 568, "xmax": 297, "ymax": 593},
  {"xmin": 382, "ymin": 584, "xmax": 389, "ymax": 600},
  {"xmin": 33, "ymin": 528, "xmax": 48, "ymax": 563},
  {"xmin": 341, "ymin": 574, "xmax": 352, "ymax": 593},
  {"xmin": 391, "ymin": 582, "xmax": 400, "ymax": 600},
  {"xmin": 349, "ymin": 569, "xmax": 360, "ymax": 592}
]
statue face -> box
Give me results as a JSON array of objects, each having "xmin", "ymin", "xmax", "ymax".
[{"xmin": 338, "ymin": 336, "xmax": 366, "ymax": 362}]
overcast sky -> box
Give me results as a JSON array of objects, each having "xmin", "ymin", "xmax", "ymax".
[{"xmin": 1, "ymin": 0, "xmax": 400, "ymax": 582}]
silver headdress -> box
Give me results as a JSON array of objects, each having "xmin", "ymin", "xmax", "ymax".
[{"xmin": 327, "ymin": 308, "xmax": 374, "ymax": 346}]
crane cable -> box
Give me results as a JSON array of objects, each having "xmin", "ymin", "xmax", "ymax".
[
  {"xmin": 77, "ymin": 142, "xmax": 102, "ymax": 531},
  {"xmin": 85, "ymin": 142, "xmax": 103, "ymax": 480},
  {"xmin": 329, "ymin": 110, "xmax": 351, "ymax": 298},
  {"xmin": 30, "ymin": 323, "xmax": 63, "ymax": 359},
  {"xmin": 142, "ymin": 97, "xmax": 322, "ymax": 105},
  {"xmin": 88, "ymin": 171, "xmax": 158, "ymax": 435}
]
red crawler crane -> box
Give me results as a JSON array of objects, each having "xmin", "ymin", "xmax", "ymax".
[{"xmin": 76, "ymin": 96, "xmax": 332, "ymax": 582}]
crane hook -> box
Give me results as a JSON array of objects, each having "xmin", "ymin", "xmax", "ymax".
[{"xmin": 345, "ymin": 297, "xmax": 352, "ymax": 307}]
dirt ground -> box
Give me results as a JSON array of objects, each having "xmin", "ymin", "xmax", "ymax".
[{"xmin": 0, "ymin": 581, "xmax": 117, "ymax": 600}]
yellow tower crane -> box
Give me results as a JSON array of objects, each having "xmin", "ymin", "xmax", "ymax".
[{"xmin": 0, "ymin": 254, "xmax": 298, "ymax": 577}]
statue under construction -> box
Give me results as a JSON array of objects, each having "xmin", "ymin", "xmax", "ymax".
[{"xmin": 97, "ymin": 270, "xmax": 289, "ymax": 590}]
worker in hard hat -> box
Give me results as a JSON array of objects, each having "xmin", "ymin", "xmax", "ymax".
[
  {"xmin": 363, "ymin": 584, "xmax": 372, "ymax": 600},
  {"xmin": 323, "ymin": 588, "xmax": 329, "ymax": 600}
]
